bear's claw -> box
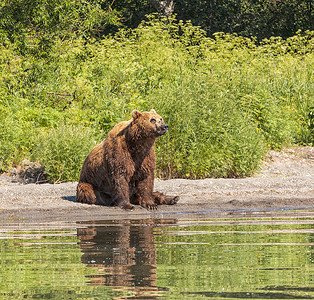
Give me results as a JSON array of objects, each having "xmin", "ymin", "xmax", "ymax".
[
  {"xmin": 142, "ymin": 202, "xmax": 158, "ymax": 210},
  {"xmin": 149, "ymin": 204, "xmax": 158, "ymax": 210}
]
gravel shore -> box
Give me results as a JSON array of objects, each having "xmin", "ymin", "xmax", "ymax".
[{"xmin": 0, "ymin": 147, "xmax": 313, "ymax": 227}]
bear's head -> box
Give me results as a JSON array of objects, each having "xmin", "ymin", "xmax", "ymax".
[{"xmin": 131, "ymin": 109, "xmax": 168, "ymax": 138}]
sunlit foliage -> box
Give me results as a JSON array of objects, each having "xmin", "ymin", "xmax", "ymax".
[{"xmin": 0, "ymin": 14, "xmax": 313, "ymax": 181}]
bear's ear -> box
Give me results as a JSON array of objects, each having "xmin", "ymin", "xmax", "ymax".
[
  {"xmin": 132, "ymin": 109, "xmax": 142, "ymax": 119},
  {"xmin": 150, "ymin": 109, "xmax": 156, "ymax": 114}
]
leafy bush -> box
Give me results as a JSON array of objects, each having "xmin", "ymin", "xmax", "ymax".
[
  {"xmin": 0, "ymin": 0, "xmax": 120, "ymax": 56},
  {"xmin": 31, "ymin": 125, "xmax": 96, "ymax": 182},
  {"xmin": 151, "ymin": 82, "xmax": 266, "ymax": 178},
  {"xmin": 0, "ymin": 103, "xmax": 38, "ymax": 172},
  {"xmin": 0, "ymin": 15, "xmax": 313, "ymax": 180}
]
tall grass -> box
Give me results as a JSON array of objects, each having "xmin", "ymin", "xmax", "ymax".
[{"xmin": 0, "ymin": 15, "xmax": 313, "ymax": 181}]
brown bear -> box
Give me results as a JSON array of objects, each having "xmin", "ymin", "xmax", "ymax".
[{"xmin": 76, "ymin": 109, "xmax": 179, "ymax": 210}]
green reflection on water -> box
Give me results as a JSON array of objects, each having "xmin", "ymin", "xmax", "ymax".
[
  {"xmin": 0, "ymin": 229, "xmax": 131, "ymax": 299},
  {"xmin": 155, "ymin": 221, "xmax": 314, "ymax": 299},
  {"xmin": 0, "ymin": 218, "xmax": 313, "ymax": 299}
]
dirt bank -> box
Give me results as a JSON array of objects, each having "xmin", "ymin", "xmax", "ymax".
[{"xmin": 0, "ymin": 147, "xmax": 313, "ymax": 227}]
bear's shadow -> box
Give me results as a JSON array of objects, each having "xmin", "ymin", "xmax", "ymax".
[{"xmin": 62, "ymin": 196, "xmax": 76, "ymax": 202}]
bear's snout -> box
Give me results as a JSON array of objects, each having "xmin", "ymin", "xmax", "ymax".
[{"xmin": 159, "ymin": 124, "xmax": 168, "ymax": 135}]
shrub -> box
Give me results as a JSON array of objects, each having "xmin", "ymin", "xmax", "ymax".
[
  {"xmin": 149, "ymin": 77, "xmax": 266, "ymax": 179},
  {"xmin": 31, "ymin": 125, "xmax": 96, "ymax": 182},
  {"xmin": 0, "ymin": 16, "xmax": 313, "ymax": 180},
  {"xmin": 0, "ymin": 105, "xmax": 38, "ymax": 172}
]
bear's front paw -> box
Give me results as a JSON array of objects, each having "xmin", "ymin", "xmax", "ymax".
[{"xmin": 142, "ymin": 201, "xmax": 158, "ymax": 210}]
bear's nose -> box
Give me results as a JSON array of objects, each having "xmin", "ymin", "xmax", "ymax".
[{"xmin": 162, "ymin": 124, "xmax": 168, "ymax": 131}]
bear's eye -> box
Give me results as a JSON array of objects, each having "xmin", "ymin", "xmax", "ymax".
[{"xmin": 150, "ymin": 118, "xmax": 156, "ymax": 124}]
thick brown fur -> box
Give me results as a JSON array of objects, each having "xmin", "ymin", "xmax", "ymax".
[{"xmin": 76, "ymin": 109, "xmax": 179, "ymax": 210}]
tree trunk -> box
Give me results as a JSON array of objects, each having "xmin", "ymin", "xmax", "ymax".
[{"xmin": 147, "ymin": 0, "xmax": 174, "ymax": 16}]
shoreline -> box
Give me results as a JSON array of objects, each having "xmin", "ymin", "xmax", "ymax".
[{"xmin": 0, "ymin": 147, "xmax": 313, "ymax": 228}]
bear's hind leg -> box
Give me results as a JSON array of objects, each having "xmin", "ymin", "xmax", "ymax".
[
  {"xmin": 76, "ymin": 182, "xmax": 106, "ymax": 205},
  {"xmin": 153, "ymin": 192, "xmax": 179, "ymax": 205}
]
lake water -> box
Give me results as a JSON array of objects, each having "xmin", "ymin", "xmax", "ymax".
[{"xmin": 0, "ymin": 216, "xmax": 313, "ymax": 299}]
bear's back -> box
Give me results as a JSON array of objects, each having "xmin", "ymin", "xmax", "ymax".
[{"xmin": 107, "ymin": 120, "xmax": 131, "ymax": 139}]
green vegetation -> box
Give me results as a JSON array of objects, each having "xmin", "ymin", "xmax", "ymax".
[{"xmin": 0, "ymin": 11, "xmax": 313, "ymax": 181}]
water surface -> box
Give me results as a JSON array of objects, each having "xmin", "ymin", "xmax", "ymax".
[{"xmin": 0, "ymin": 217, "xmax": 313, "ymax": 299}]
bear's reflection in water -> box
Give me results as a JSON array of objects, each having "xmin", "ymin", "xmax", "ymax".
[{"xmin": 77, "ymin": 219, "xmax": 175, "ymax": 297}]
